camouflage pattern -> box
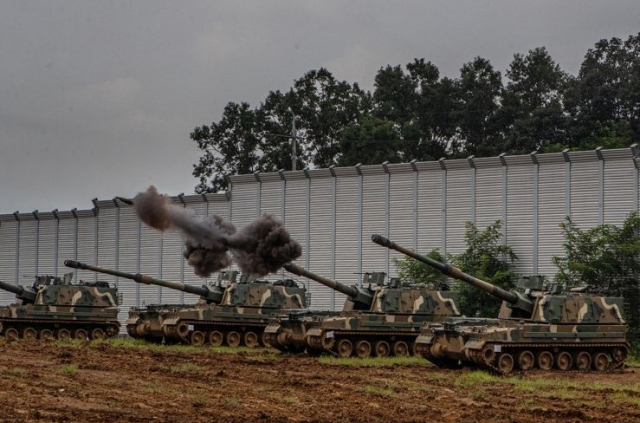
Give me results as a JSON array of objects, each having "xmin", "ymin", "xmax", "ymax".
[
  {"xmin": 65, "ymin": 261, "xmax": 308, "ymax": 347},
  {"xmin": 374, "ymin": 233, "xmax": 630, "ymax": 373},
  {"xmin": 0, "ymin": 273, "xmax": 120, "ymax": 341},
  {"xmin": 264, "ymin": 263, "xmax": 461, "ymax": 357}
]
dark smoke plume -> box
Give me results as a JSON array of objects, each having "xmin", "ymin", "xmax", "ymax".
[
  {"xmin": 227, "ymin": 214, "xmax": 302, "ymax": 276},
  {"xmin": 131, "ymin": 186, "xmax": 301, "ymax": 278},
  {"xmin": 133, "ymin": 186, "xmax": 236, "ymax": 277}
]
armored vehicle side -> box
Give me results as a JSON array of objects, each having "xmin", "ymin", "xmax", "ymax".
[
  {"xmin": 372, "ymin": 234, "xmax": 630, "ymax": 374},
  {"xmin": 65, "ymin": 260, "xmax": 308, "ymax": 347},
  {"xmin": 0, "ymin": 273, "xmax": 120, "ymax": 341},
  {"xmin": 264, "ymin": 262, "xmax": 461, "ymax": 357}
]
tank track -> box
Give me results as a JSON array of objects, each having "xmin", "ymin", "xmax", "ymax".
[
  {"xmin": 420, "ymin": 342, "xmax": 629, "ymax": 374},
  {"xmin": 0, "ymin": 318, "xmax": 120, "ymax": 340}
]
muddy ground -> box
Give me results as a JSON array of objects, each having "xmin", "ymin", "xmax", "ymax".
[{"xmin": 0, "ymin": 340, "xmax": 639, "ymax": 423}]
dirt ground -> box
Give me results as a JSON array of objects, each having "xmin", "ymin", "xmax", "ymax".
[{"xmin": 0, "ymin": 340, "xmax": 639, "ymax": 423}]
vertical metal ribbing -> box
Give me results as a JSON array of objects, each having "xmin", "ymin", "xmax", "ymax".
[
  {"xmin": 410, "ymin": 160, "xmax": 418, "ymax": 252},
  {"xmin": 330, "ymin": 166, "xmax": 337, "ymax": 311},
  {"xmin": 563, "ymin": 149, "xmax": 571, "ymax": 218},
  {"xmin": 178, "ymin": 194, "xmax": 186, "ymax": 304},
  {"xmin": 304, "ymin": 169, "xmax": 311, "ymax": 292},
  {"xmin": 382, "ymin": 162, "xmax": 390, "ymax": 275},
  {"xmin": 136, "ymin": 218, "xmax": 141, "ymax": 306},
  {"xmin": 530, "ymin": 152, "xmax": 539, "ymax": 275},
  {"xmin": 115, "ymin": 204, "xmax": 120, "ymax": 288},
  {"xmin": 72, "ymin": 209, "xmax": 79, "ymax": 282},
  {"xmin": 439, "ymin": 158, "xmax": 447, "ymax": 257},
  {"xmin": 499, "ymin": 154, "xmax": 508, "ymax": 245},
  {"xmin": 596, "ymin": 147, "xmax": 604, "ymax": 224},
  {"xmin": 355, "ymin": 164, "xmax": 363, "ymax": 284},
  {"xmin": 92, "ymin": 200, "xmax": 99, "ymax": 282},
  {"xmin": 53, "ymin": 210, "xmax": 59, "ymax": 278},
  {"xmin": 255, "ymin": 172, "xmax": 262, "ymax": 217},
  {"xmin": 158, "ymin": 232, "xmax": 163, "ymax": 304},
  {"xmin": 33, "ymin": 211, "xmax": 39, "ymax": 276},
  {"xmin": 468, "ymin": 157, "xmax": 476, "ymax": 225},
  {"xmin": 280, "ymin": 171, "xmax": 286, "ymax": 279},
  {"xmin": 13, "ymin": 212, "xmax": 20, "ymax": 284}
]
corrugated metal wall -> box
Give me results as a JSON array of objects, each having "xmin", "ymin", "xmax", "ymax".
[{"xmin": 1, "ymin": 148, "xmax": 639, "ymax": 326}]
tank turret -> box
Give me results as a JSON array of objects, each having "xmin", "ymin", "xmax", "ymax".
[
  {"xmin": 64, "ymin": 260, "xmax": 225, "ymax": 304},
  {"xmin": 0, "ymin": 280, "xmax": 37, "ymax": 304},
  {"xmin": 371, "ymin": 234, "xmax": 534, "ymax": 316},
  {"xmin": 283, "ymin": 263, "xmax": 380, "ymax": 310}
]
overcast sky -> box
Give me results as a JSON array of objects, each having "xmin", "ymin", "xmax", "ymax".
[{"xmin": 1, "ymin": 1, "xmax": 638, "ymax": 215}]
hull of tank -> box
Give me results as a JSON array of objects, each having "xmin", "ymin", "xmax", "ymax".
[
  {"xmin": 415, "ymin": 318, "xmax": 630, "ymax": 374},
  {"xmin": 266, "ymin": 311, "xmax": 452, "ymax": 357},
  {"xmin": 0, "ymin": 304, "xmax": 120, "ymax": 341},
  {"xmin": 125, "ymin": 303, "xmax": 306, "ymax": 348}
]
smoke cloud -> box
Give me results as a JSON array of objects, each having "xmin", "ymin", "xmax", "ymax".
[{"xmin": 132, "ymin": 186, "xmax": 301, "ymax": 277}]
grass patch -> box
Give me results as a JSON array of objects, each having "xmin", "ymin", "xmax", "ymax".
[
  {"xmin": 284, "ymin": 396, "xmax": 298, "ymax": 405},
  {"xmin": 454, "ymin": 371, "xmax": 500, "ymax": 387},
  {"xmin": 170, "ymin": 363, "xmax": 203, "ymax": 373},
  {"xmin": 60, "ymin": 364, "xmax": 77, "ymax": 375},
  {"xmin": 611, "ymin": 392, "xmax": 640, "ymax": 406},
  {"xmin": 363, "ymin": 381, "xmax": 396, "ymax": 397},
  {"xmin": 625, "ymin": 355, "xmax": 640, "ymax": 367},
  {"xmin": 1, "ymin": 366, "xmax": 27, "ymax": 379},
  {"xmin": 191, "ymin": 393, "xmax": 209, "ymax": 407},
  {"xmin": 318, "ymin": 355, "xmax": 430, "ymax": 367},
  {"xmin": 226, "ymin": 397, "xmax": 241, "ymax": 408},
  {"xmin": 140, "ymin": 380, "xmax": 161, "ymax": 394}
]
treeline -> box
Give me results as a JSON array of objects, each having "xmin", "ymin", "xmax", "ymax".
[{"xmin": 192, "ymin": 33, "xmax": 640, "ymax": 193}]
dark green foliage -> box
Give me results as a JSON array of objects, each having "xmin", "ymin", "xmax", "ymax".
[
  {"xmin": 553, "ymin": 212, "xmax": 640, "ymax": 341},
  {"xmin": 192, "ymin": 33, "xmax": 640, "ymax": 192},
  {"xmin": 392, "ymin": 249, "xmax": 447, "ymax": 286},
  {"xmin": 552, "ymin": 212, "xmax": 640, "ymax": 292},
  {"xmin": 452, "ymin": 221, "xmax": 518, "ymax": 318}
]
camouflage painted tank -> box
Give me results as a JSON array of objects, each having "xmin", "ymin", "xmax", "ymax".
[
  {"xmin": 0, "ymin": 273, "xmax": 120, "ymax": 341},
  {"xmin": 65, "ymin": 260, "xmax": 308, "ymax": 347},
  {"xmin": 264, "ymin": 262, "xmax": 461, "ymax": 357},
  {"xmin": 372, "ymin": 234, "xmax": 630, "ymax": 374}
]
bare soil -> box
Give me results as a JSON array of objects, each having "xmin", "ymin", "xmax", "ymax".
[{"xmin": 0, "ymin": 340, "xmax": 639, "ymax": 423}]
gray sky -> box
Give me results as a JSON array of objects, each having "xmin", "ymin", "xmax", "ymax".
[{"xmin": 1, "ymin": 0, "xmax": 638, "ymax": 215}]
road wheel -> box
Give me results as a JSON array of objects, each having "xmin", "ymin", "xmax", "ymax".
[
  {"xmin": 23, "ymin": 327, "xmax": 37, "ymax": 341},
  {"xmin": 226, "ymin": 331, "xmax": 241, "ymax": 348},
  {"xmin": 208, "ymin": 331, "xmax": 224, "ymax": 347},
  {"xmin": 556, "ymin": 351, "xmax": 572, "ymax": 371},
  {"xmin": 374, "ymin": 340, "xmax": 390, "ymax": 357},
  {"xmin": 574, "ymin": 351, "xmax": 591, "ymax": 371},
  {"xmin": 392, "ymin": 341, "xmax": 409, "ymax": 357},
  {"xmin": 536, "ymin": 351, "xmax": 554, "ymax": 371},
  {"xmin": 260, "ymin": 332, "xmax": 270, "ymax": 347},
  {"xmin": 516, "ymin": 350, "xmax": 534, "ymax": 371},
  {"xmin": 355, "ymin": 340, "xmax": 372, "ymax": 358},
  {"xmin": 337, "ymin": 339, "xmax": 353, "ymax": 358},
  {"xmin": 592, "ymin": 352, "xmax": 609, "ymax": 372},
  {"xmin": 5, "ymin": 327, "xmax": 19, "ymax": 341},
  {"xmin": 190, "ymin": 331, "xmax": 205, "ymax": 346},
  {"xmin": 39, "ymin": 329, "xmax": 55, "ymax": 340},
  {"xmin": 90, "ymin": 328, "xmax": 105, "ymax": 340},
  {"xmin": 497, "ymin": 353, "xmax": 514, "ymax": 374},
  {"xmin": 106, "ymin": 324, "xmax": 120, "ymax": 338},
  {"xmin": 73, "ymin": 328, "xmax": 88, "ymax": 341},
  {"xmin": 175, "ymin": 322, "xmax": 190, "ymax": 340},
  {"xmin": 56, "ymin": 328, "xmax": 71, "ymax": 341},
  {"xmin": 243, "ymin": 331, "xmax": 259, "ymax": 348},
  {"xmin": 611, "ymin": 347, "xmax": 627, "ymax": 364}
]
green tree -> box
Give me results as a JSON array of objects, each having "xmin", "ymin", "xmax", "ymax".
[
  {"xmin": 455, "ymin": 57, "xmax": 503, "ymax": 157},
  {"xmin": 552, "ymin": 212, "xmax": 640, "ymax": 292},
  {"xmin": 392, "ymin": 248, "xmax": 447, "ymax": 286},
  {"xmin": 452, "ymin": 221, "xmax": 518, "ymax": 318},
  {"xmin": 564, "ymin": 33, "xmax": 640, "ymax": 148},
  {"xmin": 498, "ymin": 47, "xmax": 569, "ymax": 154}
]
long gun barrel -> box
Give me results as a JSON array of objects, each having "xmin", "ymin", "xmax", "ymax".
[
  {"xmin": 371, "ymin": 234, "xmax": 519, "ymax": 305},
  {"xmin": 284, "ymin": 263, "xmax": 359, "ymax": 298},
  {"xmin": 64, "ymin": 260, "xmax": 223, "ymax": 303},
  {"xmin": 0, "ymin": 280, "xmax": 37, "ymax": 303}
]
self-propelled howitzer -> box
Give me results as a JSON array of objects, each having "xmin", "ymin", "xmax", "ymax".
[
  {"xmin": 0, "ymin": 273, "xmax": 120, "ymax": 341},
  {"xmin": 264, "ymin": 262, "xmax": 461, "ymax": 357},
  {"xmin": 65, "ymin": 260, "xmax": 308, "ymax": 347},
  {"xmin": 372, "ymin": 234, "xmax": 630, "ymax": 374}
]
